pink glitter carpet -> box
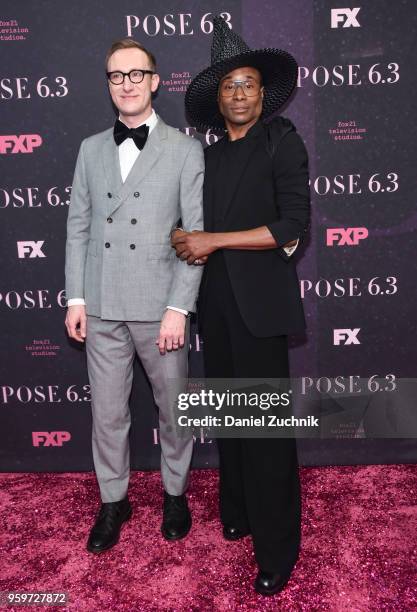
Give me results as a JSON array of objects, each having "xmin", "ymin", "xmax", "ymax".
[{"xmin": 0, "ymin": 465, "xmax": 416, "ymax": 611}]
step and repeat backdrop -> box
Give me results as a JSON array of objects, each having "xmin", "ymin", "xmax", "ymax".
[{"xmin": 1, "ymin": 1, "xmax": 416, "ymax": 471}]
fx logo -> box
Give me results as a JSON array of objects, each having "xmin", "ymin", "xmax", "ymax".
[
  {"xmin": 331, "ymin": 7, "xmax": 361, "ymax": 28},
  {"xmin": 32, "ymin": 431, "xmax": 71, "ymax": 447},
  {"xmin": 326, "ymin": 227, "xmax": 368, "ymax": 246},
  {"xmin": 17, "ymin": 240, "xmax": 46, "ymax": 258},
  {"xmin": 0, "ymin": 134, "xmax": 42, "ymax": 154},
  {"xmin": 333, "ymin": 329, "xmax": 361, "ymax": 345}
]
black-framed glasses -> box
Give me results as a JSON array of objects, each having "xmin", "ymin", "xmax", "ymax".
[
  {"xmin": 106, "ymin": 69, "xmax": 155, "ymax": 85},
  {"xmin": 219, "ymin": 79, "xmax": 262, "ymax": 97}
]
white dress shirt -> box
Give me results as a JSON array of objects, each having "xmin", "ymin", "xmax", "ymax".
[
  {"xmin": 282, "ymin": 239, "xmax": 299, "ymax": 256},
  {"xmin": 118, "ymin": 109, "xmax": 157, "ymax": 182}
]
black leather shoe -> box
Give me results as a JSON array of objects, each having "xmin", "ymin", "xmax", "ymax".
[
  {"xmin": 254, "ymin": 570, "xmax": 291, "ymax": 596},
  {"xmin": 222, "ymin": 525, "xmax": 251, "ymax": 541},
  {"xmin": 87, "ymin": 497, "xmax": 132, "ymax": 553},
  {"xmin": 161, "ymin": 491, "xmax": 191, "ymax": 541}
]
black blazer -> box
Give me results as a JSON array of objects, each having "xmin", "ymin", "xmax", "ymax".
[{"xmin": 198, "ymin": 117, "xmax": 310, "ymax": 338}]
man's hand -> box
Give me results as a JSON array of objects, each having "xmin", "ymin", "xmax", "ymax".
[
  {"xmin": 171, "ymin": 229, "xmax": 217, "ymax": 264},
  {"xmin": 156, "ymin": 309, "xmax": 186, "ymax": 355},
  {"xmin": 65, "ymin": 305, "xmax": 87, "ymax": 343}
]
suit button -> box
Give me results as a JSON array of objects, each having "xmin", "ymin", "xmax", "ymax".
[
  {"xmin": 105, "ymin": 242, "xmax": 110, "ymax": 248},
  {"xmin": 130, "ymin": 244, "xmax": 136, "ymax": 250},
  {"xmin": 131, "ymin": 218, "xmax": 137, "ymax": 224},
  {"xmin": 134, "ymin": 192, "xmax": 140, "ymax": 198},
  {"xmin": 107, "ymin": 192, "xmax": 112, "ymax": 198},
  {"xmin": 107, "ymin": 217, "xmax": 113, "ymax": 223}
]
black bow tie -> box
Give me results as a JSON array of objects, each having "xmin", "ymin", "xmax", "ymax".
[{"xmin": 113, "ymin": 119, "xmax": 149, "ymax": 150}]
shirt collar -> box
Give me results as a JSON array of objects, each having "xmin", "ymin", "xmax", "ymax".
[
  {"xmin": 118, "ymin": 108, "xmax": 158, "ymax": 134},
  {"xmin": 226, "ymin": 119, "xmax": 263, "ymax": 143},
  {"xmin": 246, "ymin": 119, "xmax": 263, "ymax": 138}
]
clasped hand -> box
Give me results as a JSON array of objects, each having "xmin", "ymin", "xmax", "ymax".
[{"xmin": 171, "ymin": 229, "xmax": 217, "ymax": 265}]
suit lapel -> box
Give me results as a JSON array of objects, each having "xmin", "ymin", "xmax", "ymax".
[
  {"xmin": 204, "ymin": 138, "xmax": 225, "ymax": 231},
  {"xmin": 102, "ymin": 132, "xmax": 123, "ymax": 212},
  {"xmin": 105, "ymin": 116, "xmax": 167, "ymax": 217}
]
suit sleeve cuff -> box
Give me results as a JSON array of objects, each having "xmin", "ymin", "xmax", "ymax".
[
  {"xmin": 170, "ymin": 225, "xmax": 184, "ymax": 238},
  {"xmin": 266, "ymin": 219, "xmax": 303, "ymax": 248}
]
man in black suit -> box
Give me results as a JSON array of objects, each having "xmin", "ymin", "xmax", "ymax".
[{"xmin": 173, "ymin": 17, "xmax": 310, "ymax": 596}]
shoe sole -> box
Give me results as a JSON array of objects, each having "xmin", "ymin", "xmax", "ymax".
[{"xmin": 86, "ymin": 508, "xmax": 132, "ymax": 554}]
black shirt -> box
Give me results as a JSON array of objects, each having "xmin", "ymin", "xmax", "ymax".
[{"xmin": 212, "ymin": 121, "xmax": 263, "ymax": 230}]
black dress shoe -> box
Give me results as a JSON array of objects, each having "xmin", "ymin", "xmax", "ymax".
[
  {"xmin": 161, "ymin": 491, "xmax": 191, "ymax": 541},
  {"xmin": 254, "ymin": 570, "xmax": 291, "ymax": 596},
  {"xmin": 87, "ymin": 497, "xmax": 132, "ymax": 553},
  {"xmin": 222, "ymin": 525, "xmax": 251, "ymax": 541}
]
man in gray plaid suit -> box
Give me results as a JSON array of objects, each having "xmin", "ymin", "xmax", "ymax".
[{"xmin": 65, "ymin": 38, "xmax": 204, "ymax": 553}]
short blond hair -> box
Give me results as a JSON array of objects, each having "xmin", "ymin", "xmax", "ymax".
[{"xmin": 106, "ymin": 38, "xmax": 156, "ymax": 71}]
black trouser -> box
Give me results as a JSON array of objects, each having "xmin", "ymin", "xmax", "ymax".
[{"xmin": 200, "ymin": 251, "xmax": 301, "ymax": 575}]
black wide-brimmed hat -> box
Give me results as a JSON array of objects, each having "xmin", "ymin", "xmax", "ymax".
[{"xmin": 185, "ymin": 16, "xmax": 298, "ymax": 131}]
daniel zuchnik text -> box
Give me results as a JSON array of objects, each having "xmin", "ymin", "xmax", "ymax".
[{"xmin": 177, "ymin": 414, "xmax": 319, "ymax": 428}]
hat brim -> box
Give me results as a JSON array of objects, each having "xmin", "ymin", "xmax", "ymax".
[{"xmin": 185, "ymin": 49, "xmax": 298, "ymax": 132}]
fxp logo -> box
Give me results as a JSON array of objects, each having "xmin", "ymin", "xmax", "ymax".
[
  {"xmin": 326, "ymin": 228, "xmax": 368, "ymax": 246},
  {"xmin": 0, "ymin": 134, "xmax": 42, "ymax": 154},
  {"xmin": 32, "ymin": 431, "xmax": 71, "ymax": 447},
  {"xmin": 331, "ymin": 8, "xmax": 361, "ymax": 28}
]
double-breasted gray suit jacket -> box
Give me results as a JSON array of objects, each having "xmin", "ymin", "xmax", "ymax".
[{"xmin": 65, "ymin": 116, "xmax": 204, "ymax": 321}]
